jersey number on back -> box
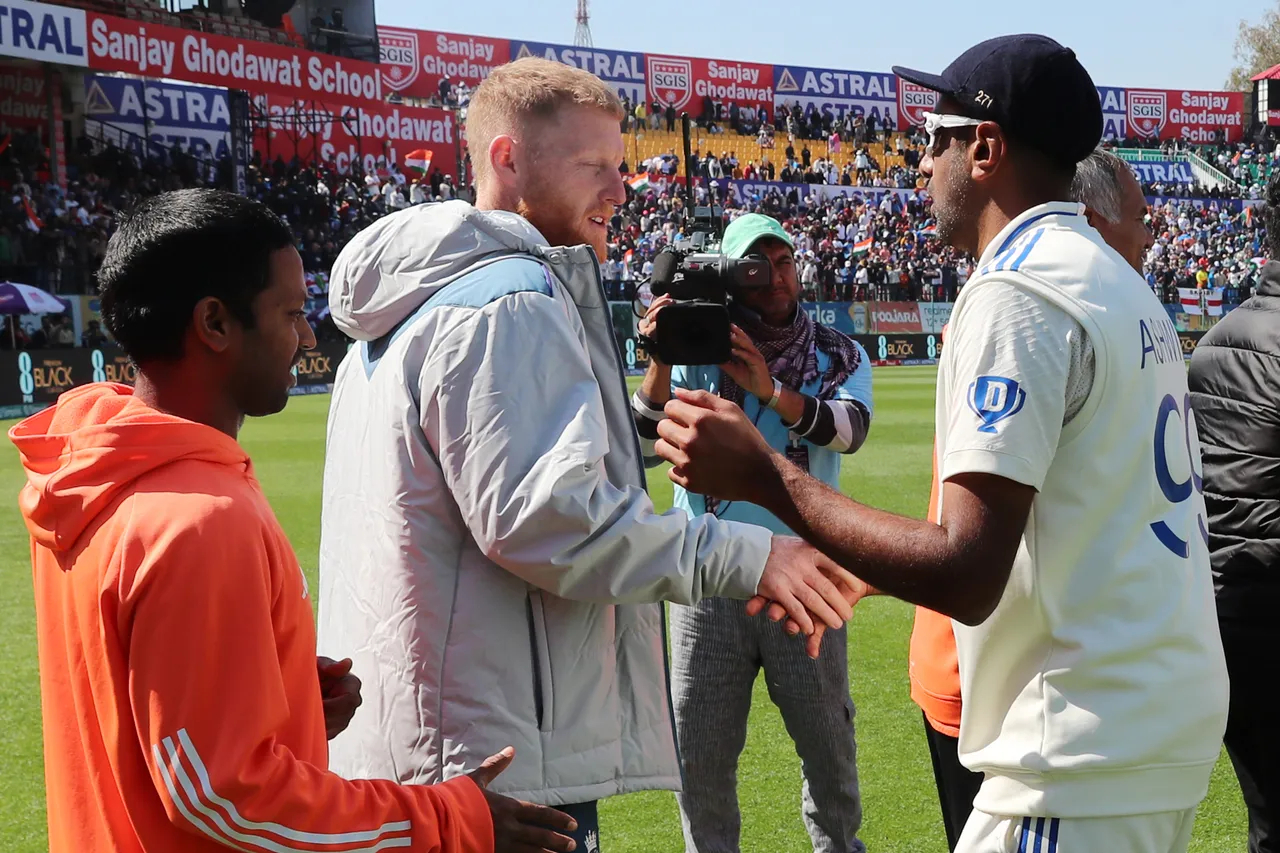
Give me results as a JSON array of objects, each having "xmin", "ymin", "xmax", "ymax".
[{"xmin": 1152, "ymin": 393, "xmax": 1209, "ymax": 558}]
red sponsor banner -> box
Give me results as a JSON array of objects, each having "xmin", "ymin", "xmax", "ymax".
[
  {"xmin": 0, "ymin": 62, "xmax": 50, "ymax": 134},
  {"xmin": 896, "ymin": 78, "xmax": 937, "ymax": 127},
  {"xmin": 86, "ymin": 13, "xmax": 384, "ymax": 105},
  {"xmin": 375, "ymin": 27, "xmax": 508, "ymax": 101},
  {"xmin": 869, "ymin": 301, "xmax": 922, "ymax": 333},
  {"xmin": 646, "ymin": 53, "xmax": 773, "ymax": 115},
  {"xmin": 253, "ymin": 96, "xmax": 460, "ymax": 178},
  {"xmin": 1126, "ymin": 88, "xmax": 1244, "ymax": 143}
]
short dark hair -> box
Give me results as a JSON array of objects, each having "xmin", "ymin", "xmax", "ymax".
[{"xmin": 97, "ymin": 189, "xmax": 296, "ymax": 364}]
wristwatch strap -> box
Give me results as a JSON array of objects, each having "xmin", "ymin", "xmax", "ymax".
[{"xmin": 765, "ymin": 377, "xmax": 783, "ymax": 410}]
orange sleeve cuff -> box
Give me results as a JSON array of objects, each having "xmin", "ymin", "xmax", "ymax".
[{"xmin": 415, "ymin": 776, "xmax": 494, "ymax": 853}]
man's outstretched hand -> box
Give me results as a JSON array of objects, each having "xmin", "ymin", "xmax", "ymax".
[
  {"xmin": 749, "ymin": 567, "xmax": 877, "ymax": 658},
  {"xmin": 468, "ymin": 748, "xmax": 578, "ymax": 853},
  {"xmin": 655, "ymin": 388, "xmax": 780, "ymax": 504}
]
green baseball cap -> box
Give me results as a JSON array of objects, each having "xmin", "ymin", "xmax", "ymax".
[{"xmin": 721, "ymin": 213, "xmax": 795, "ymax": 259}]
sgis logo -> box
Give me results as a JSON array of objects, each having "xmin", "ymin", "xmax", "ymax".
[
  {"xmin": 1128, "ymin": 90, "xmax": 1167, "ymax": 138},
  {"xmin": 648, "ymin": 57, "xmax": 692, "ymax": 110},
  {"xmin": 897, "ymin": 80, "xmax": 937, "ymax": 127},
  {"xmin": 377, "ymin": 27, "xmax": 420, "ymax": 92}
]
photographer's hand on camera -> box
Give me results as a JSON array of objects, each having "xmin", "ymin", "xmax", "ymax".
[
  {"xmin": 719, "ymin": 325, "xmax": 807, "ymax": 425},
  {"xmin": 638, "ymin": 294, "xmax": 675, "ymax": 405}
]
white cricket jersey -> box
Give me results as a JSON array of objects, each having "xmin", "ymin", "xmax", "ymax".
[{"xmin": 937, "ymin": 202, "xmax": 1229, "ymax": 819}]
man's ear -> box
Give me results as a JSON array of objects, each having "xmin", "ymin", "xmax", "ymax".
[
  {"xmin": 190, "ymin": 296, "xmax": 237, "ymax": 354},
  {"xmin": 970, "ymin": 122, "xmax": 1005, "ymax": 184}
]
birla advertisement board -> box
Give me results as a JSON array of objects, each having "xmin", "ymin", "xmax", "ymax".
[
  {"xmin": 510, "ymin": 40, "xmax": 645, "ymax": 106},
  {"xmin": 773, "ymin": 64, "xmax": 897, "ymax": 126},
  {"xmin": 374, "ymin": 27, "xmax": 508, "ymax": 101},
  {"xmin": 646, "ymin": 53, "xmax": 774, "ymax": 116}
]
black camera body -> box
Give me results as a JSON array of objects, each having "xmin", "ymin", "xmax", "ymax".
[{"xmin": 645, "ymin": 234, "xmax": 770, "ymax": 365}]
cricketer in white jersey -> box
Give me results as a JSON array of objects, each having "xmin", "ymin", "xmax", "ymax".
[
  {"xmin": 653, "ymin": 33, "xmax": 1229, "ymax": 853},
  {"xmin": 938, "ymin": 201, "xmax": 1228, "ymax": 847}
]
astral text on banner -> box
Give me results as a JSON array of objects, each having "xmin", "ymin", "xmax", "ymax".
[{"xmin": 0, "ymin": 0, "xmax": 87, "ymax": 65}]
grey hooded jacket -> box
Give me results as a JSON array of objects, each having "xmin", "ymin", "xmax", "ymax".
[{"xmin": 317, "ymin": 201, "xmax": 773, "ymax": 804}]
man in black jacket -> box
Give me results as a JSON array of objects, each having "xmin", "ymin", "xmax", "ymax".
[{"xmin": 1187, "ymin": 181, "xmax": 1280, "ymax": 853}]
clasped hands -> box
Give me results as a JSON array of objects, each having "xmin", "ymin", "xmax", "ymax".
[{"xmin": 654, "ymin": 388, "xmax": 874, "ymax": 657}]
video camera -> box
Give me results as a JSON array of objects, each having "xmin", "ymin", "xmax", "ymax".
[
  {"xmin": 644, "ymin": 234, "xmax": 769, "ymax": 365},
  {"xmin": 635, "ymin": 114, "xmax": 770, "ymax": 365}
]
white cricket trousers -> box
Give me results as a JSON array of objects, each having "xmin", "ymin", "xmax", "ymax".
[{"xmin": 956, "ymin": 808, "xmax": 1197, "ymax": 853}]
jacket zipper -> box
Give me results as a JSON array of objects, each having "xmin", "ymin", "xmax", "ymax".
[{"xmin": 586, "ymin": 252, "xmax": 686, "ymax": 783}]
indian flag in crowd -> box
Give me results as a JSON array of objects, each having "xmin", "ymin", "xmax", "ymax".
[
  {"xmin": 918, "ymin": 224, "xmax": 938, "ymax": 238},
  {"xmin": 624, "ymin": 249, "xmax": 634, "ymax": 265},
  {"xmin": 628, "ymin": 174, "xmax": 651, "ymax": 193},
  {"xmin": 404, "ymin": 149, "xmax": 433, "ymax": 174},
  {"xmin": 852, "ymin": 237, "xmax": 873, "ymax": 255},
  {"xmin": 22, "ymin": 197, "xmax": 42, "ymax": 232}
]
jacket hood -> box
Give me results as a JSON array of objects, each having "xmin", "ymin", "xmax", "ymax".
[
  {"xmin": 9, "ymin": 383, "xmax": 250, "ymax": 552},
  {"xmin": 328, "ymin": 200, "xmax": 550, "ymax": 340}
]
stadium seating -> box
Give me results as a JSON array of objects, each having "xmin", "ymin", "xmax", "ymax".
[{"xmin": 626, "ymin": 128, "xmax": 917, "ymax": 181}]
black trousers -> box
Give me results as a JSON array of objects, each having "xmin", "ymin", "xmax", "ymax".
[
  {"xmin": 1220, "ymin": 616, "xmax": 1280, "ymax": 853},
  {"xmin": 923, "ymin": 714, "xmax": 984, "ymax": 851}
]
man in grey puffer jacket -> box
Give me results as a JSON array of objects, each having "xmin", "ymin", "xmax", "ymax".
[{"xmin": 317, "ymin": 58, "xmax": 863, "ymax": 852}]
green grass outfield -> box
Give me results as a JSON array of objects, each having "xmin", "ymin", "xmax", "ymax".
[{"xmin": 0, "ymin": 366, "xmax": 1247, "ymax": 851}]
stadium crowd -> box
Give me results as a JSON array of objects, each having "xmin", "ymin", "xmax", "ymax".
[{"xmin": 0, "ymin": 120, "xmax": 1266, "ymax": 350}]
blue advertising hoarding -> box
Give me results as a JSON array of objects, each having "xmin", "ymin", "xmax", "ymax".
[
  {"xmin": 1127, "ymin": 159, "xmax": 1198, "ymax": 184},
  {"xmin": 1098, "ymin": 86, "xmax": 1127, "ymax": 140},
  {"xmin": 509, "ymin": 41, "xmax": 646, "ymax": 105},
  {"xmin": 773, "ymin": 64, "xmax": 897, "ymax": 124},
  {"xmin": 84, "ymin": 74, "xmax": 230, "ymax": 160}
]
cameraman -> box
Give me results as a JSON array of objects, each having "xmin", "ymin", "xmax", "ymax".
[{"xmin": 632, "ymin": 213, "xmax": 873, "ymax": 853}]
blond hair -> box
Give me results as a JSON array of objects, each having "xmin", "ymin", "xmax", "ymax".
[{"xmin": 467, "ymin": 57, "xmax": 623, "ymax": 186}]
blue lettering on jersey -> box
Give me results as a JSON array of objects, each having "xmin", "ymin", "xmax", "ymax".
[
  {"xmin": 1150, "ymin": 392, "xmax": 1208, "ymax": 557},
  {"xmin": 968, "ymin": 375, "xmax": 1026, "ymax": 433},
  {"xmin": 1139, "ymin": 316, "xmax": 1182, "ymax": 369}
]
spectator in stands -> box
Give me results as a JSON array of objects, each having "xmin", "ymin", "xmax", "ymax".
[
  {"xmin": 634, "ymin": 212, "xmax": 873, "ymax": 853},
  {"xmin": 1187, "ymin": 173, "xmax": 1280, "ymax": 853},
  {"xmin": 81, "ymin": 319, "xmax": 107, "ymax": 348}
]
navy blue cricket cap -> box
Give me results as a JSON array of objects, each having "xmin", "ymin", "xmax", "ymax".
[{"xmin": 893, "ymin": 34, "xmax": 1103, "ymax": 168}]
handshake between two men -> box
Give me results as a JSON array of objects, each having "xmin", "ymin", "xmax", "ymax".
[{"xmin": 654, "ymin": 388, "xmax": 876, "ymax": 658}]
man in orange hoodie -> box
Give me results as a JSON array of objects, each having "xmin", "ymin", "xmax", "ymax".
[{"xmin": 11, "ymin": 188, "xmax": 576, "ymax": 853}]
